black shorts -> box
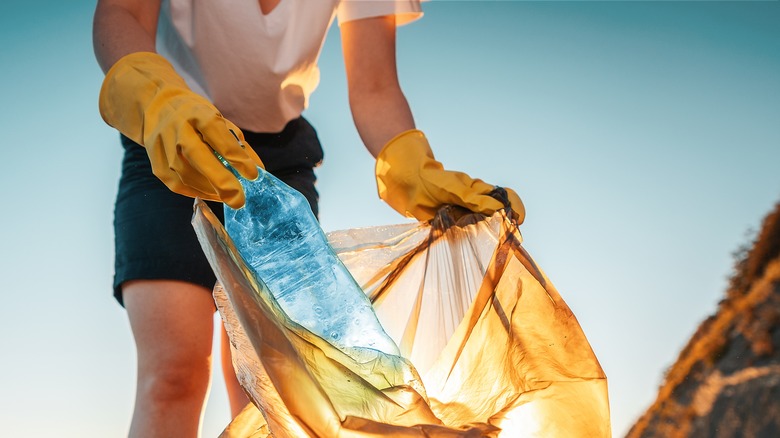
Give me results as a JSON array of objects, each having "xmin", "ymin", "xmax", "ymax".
[{"xmin": 113, "ymin": 117, "xmax": 324, "ymax": 306}]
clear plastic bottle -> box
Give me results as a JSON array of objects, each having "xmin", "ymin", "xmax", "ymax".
[{"xmin": 224, "ymin": 166, "xmax": 400, "ymax": 356}]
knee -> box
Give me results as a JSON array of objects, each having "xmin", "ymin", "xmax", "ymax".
[{"xmin": 137, "ymin": 360, "xmax": 212, "ymax": 405}]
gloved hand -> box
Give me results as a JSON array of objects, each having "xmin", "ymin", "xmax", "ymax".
[
  {"xmin": 375, "ymin": 130, "xmax": 525, "ymax": 222},
  {"xmin": 99, "ymin": 52, "xmax": 263, "ymax": 208}
]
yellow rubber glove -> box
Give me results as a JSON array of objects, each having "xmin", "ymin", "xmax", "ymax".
[
  {"xmin": 375, "ymin": 130, "xmax": 525, "ymax": 223},
  {"xmin": 99, "ymin": 52, "xmax": 263, "ymax": 208}
]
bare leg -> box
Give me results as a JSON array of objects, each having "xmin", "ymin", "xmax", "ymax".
[
  {"xmin": 221, "ymin": 322, "xmax": 251, "ymax": 417},
  {"xmin": 123, "ymin": 280, "xmax": 216, "ymax": 438}
]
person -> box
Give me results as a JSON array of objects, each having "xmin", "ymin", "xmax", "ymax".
[{"xmin": 93, "ymin": 0, "xmax": 525, "ymax": 436}]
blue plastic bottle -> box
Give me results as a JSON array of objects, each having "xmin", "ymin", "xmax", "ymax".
[{"xmin": 223, "ymin": 166, "xmax": 400, "ymax": 356}]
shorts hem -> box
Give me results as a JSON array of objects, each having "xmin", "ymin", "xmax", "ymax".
[{"xmin": 113, "ymin": 259, "xmax": 217, "ymax": 307}]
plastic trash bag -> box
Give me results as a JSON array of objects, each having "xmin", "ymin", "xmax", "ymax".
[{"xmin": 192, "ymin": 201, "xmax": 610, "ymax": 437}]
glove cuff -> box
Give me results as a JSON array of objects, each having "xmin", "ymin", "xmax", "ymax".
[
  {"xmin": 376, "ymin": 129, "xmax": 431, "ymax": 164},
  {"xmin": 98, "ymin": 52, "xmax": 189, "ymax": 146},
  {"xmin": 375, "ymin": 129, "xmax": 438, "ymax": 218}
]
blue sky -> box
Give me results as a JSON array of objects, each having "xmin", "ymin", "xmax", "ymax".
[{"xmin": 0, "ymin": 1, "xmax": 778, "ymax": 437}]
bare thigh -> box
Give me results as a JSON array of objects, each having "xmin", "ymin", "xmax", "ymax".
[
  {"xmin": 124, "ymin": 279, "xmax": 216, "ymax": 366},
  {"xmin": 123, "ymin": 279, "xmax": 217, "ymax": 437}
]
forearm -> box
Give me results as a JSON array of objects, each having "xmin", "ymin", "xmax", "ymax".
[
  {"xmin": 341, "ymin": 15, "xmax": 415, "ymax": 157},
  {"xmin": 93, "ymin": 0, "xmax": 161, "ymax": 73},
  {"xmin": 349, "ymin": 86, "xmax": 416, "ymax": 158}
]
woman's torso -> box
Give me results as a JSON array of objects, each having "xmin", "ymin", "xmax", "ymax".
[{"xmin": 157, "ymin": 0, "xmax": 340, "ymax": 132}]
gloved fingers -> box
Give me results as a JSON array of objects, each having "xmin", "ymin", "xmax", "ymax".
[
  {"xmin": 158, "ymin": 159, "xmax": 241, "ymax": 207},
  {"xmin": 144, "ymin": 131, "xmax": 223, "ymax": 201},
  {"xmin": 503, "ymin": 187, "xmax": 526, "ymax": 224},
  {"xmin": 178, "ymin": 135, "xmax": 247, "ymax": 208},
  {"xmin": 455, "ymin": 177, "xmax": 507, "ymax": 215},
  {"xmin": 148, "ymin": 154, "xmax": 222, "ymax": 202},
  {"xmin": 224, "ymin": 119, "xmax": 265, "ymax": 170},
  {"xmin": 425, "ymin": 170, "xmax": 504, "ymax": 213},
  {"xmin": 167, "ymin": 155, "xmax": 224, "ymax": 199},
  {"xmin": 452, "ymin": 173, "xmax": 525, "ymax": 222},
  {"xmin": 196, "ymin": 111, "xmax": 261, "ymax": 180},
  {"xmin": 457, "ymin": 192, "xmax": 507, "ymax": 216}
]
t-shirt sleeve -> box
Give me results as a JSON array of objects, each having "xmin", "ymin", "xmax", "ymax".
[{"xmin": 337, "ymin": 0, "xmax": 423, "ymax": 27}]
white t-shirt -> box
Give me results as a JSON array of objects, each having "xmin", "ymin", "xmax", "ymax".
[{"xmin": 157, "ymin": 0, "xmax": 422, "ymax": 133}]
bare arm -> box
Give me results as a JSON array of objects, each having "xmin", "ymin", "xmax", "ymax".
[
  {"xmin": 340, "ymin": 16, "xmax": 416, "ymax": 158},
  {"xmin": 93, "ymin": 0, "xmax": 162, "ymax": 72}
]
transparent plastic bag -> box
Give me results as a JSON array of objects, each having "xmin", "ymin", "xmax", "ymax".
[{"xmin": 192, "ymin": 202, "xmax": 610, "ymax": 437}]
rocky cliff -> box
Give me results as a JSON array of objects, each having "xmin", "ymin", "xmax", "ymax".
[{"xmin": 627, "ymin": 201, "xmax": 780, "ymax": 438}]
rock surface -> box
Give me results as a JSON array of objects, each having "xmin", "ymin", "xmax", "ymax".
[{"xmin": 627, "ymin": 201, "xmax": 780, "ymax": 438}]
